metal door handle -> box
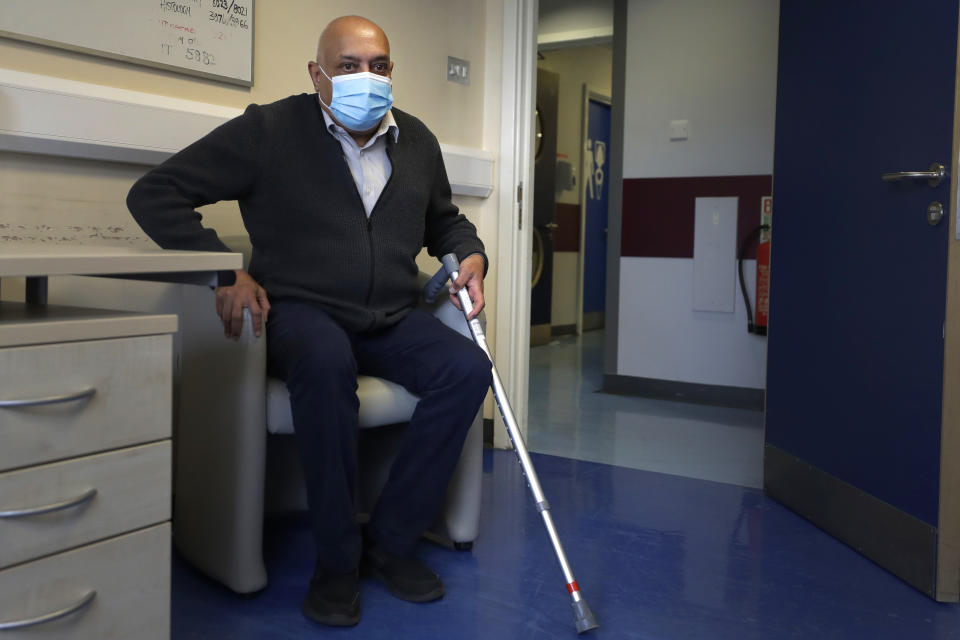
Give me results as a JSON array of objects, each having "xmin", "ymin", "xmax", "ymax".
[
  {"xmin": 0, "ymin": 488, "xmax": 98, "ymax": 519},
  {"xmin": 545, "ymin": 222, "xmax": 559, "ymax": 230},
  {"xmin": 0, "ymin": 387, "xmax": 96, "ymax": 408},
  {"xmin": 0, "ymin": 590, "xmax": 96, "ymax": 630},
  {"xmin": 881, "ymin": 163, "xmax": 947, "ymax": 187}
]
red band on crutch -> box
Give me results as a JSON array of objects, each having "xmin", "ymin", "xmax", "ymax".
[{"xmin": 566, "ymin": 581, "xmax": 580, "ymax": 594}]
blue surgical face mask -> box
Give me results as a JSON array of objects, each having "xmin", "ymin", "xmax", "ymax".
[{"xmin": 317, "ymin": 64, "xmax": 394, "ymax": 132}]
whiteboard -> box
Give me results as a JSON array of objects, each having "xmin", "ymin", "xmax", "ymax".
[{"xmin": 0, "ymin": 0, "xmax": 254, "ymax": 86}]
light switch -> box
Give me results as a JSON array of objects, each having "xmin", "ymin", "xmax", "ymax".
[
  {"xmin": 447, "ymin": 56, "xmax": 470, "ymax": 85},
  {"xmin": 670, "ymin": 120, "xmax": 689, "ymax": 141}
]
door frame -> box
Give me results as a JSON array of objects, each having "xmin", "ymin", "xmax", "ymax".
[
  {"xmin": 576, "ymin": 86, "xmax": 612, "ymax": 336},
  {"xmin": 492, "ymin": 0, "xmax": 537, "ymax": 447},
  {"xmin": 936, "ymin": 8, "xmax": 960, "ymax": 599}
]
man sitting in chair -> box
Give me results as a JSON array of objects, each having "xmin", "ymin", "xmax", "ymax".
[{"xmin": 127, "ymin": 15, "xmax": 491, "ymax": 628}]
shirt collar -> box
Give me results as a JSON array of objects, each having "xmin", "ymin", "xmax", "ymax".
[{"xmin": 320, "ymin": 102, "xmax": 399, "ymax": 146}]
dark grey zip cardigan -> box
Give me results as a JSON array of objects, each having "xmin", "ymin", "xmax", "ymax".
[{"xmin": 127, "ymin": 93, "xmax": 486, "ymax": 332}]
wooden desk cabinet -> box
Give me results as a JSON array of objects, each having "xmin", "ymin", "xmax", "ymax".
[{"xmin": 0, "ymin": 303, "xmax": 178, "ymax": 639}]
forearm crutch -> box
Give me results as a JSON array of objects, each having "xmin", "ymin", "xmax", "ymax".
[{"xmin": 425, "ymin": 253, "xmax": 599, "ymax": 635}]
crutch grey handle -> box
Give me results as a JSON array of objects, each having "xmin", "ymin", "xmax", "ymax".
[
  {"xmin": 423, "ymin": 253, "xmax": 462, "ymax": 303},
  {"xmin": 440, "ymin": 253, "xmax": 461, "ymax": 278}
]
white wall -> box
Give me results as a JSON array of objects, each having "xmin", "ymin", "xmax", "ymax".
[
  {"xmin": 0, "ymin": 0, "xmax": 497, "ymax": 294},
  {"xmin": 538, "ymin": 0, "xmax": 614, "ymax": 47},
  {"xmin": 616, "ymin": 0, "xmax": 779, "ymax": 390},
  {"xmin": 0, "ymin": 0, "xmax": 490, "ymax": 237},
  {"xmin": 618, "ymin": 257, "xmax": 767, "ymax": 388},
  {"xmin": 622, "ymin": 0, "xmax": 778, "ymax": 179},
  {"xmin": 0, "ymin": 1, "xmax": 487, "ymax": 146}
]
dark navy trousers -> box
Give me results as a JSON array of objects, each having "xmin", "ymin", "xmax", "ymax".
[{"xmin": 266, "ymin": 300, "xmax": 491, "ymax": 573}]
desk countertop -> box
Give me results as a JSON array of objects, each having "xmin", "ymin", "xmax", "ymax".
[{"xmin": 0, "ymin": 245, "xmax": 242, "ymax": 278}]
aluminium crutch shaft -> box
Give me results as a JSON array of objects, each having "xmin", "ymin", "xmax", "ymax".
[{"xmin": 430, "ymin": 253, "xmax": 599, "ymax": 634}]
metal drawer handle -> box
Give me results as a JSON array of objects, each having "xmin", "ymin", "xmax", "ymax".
[
  {"xmin": 0, "ymin": 589, "xmax": 96, "ymax": 630},
  {"xmin": 881, "ymin": 162, "xmax": 947, "ymax": 187},
  {"xmin": 0, "ymin": 488, "xmax": 98, "ymax": 519},
  {"xmin": 0, "ymin": 387, "xmax": 96, "ymax": 408}
]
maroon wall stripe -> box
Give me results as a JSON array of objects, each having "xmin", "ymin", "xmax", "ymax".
[
  {"xmin": 621, "ymin": 175, "xmax": 772, "ymax": 259},
  {"xmin": 554, "ymin": 203, "xmax": 580, "ymax": 252}
]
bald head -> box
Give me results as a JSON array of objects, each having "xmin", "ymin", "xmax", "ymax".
[{"xmin": 316, "ymin": 16, "xmax": 390, "ymax": 66}]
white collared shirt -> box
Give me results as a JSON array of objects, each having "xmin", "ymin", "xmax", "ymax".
[{"xmin": 321, "ymin": 105, "xmax": 399, "ymax": 217}]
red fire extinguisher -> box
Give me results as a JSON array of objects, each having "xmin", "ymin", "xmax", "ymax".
[
  {"xmin": 754, "ymin": 197, "xmax": 772, "ymax": 335},
  {"xmin": 738, "ymin": 196, "xmax": 771, "ymax": 335}
]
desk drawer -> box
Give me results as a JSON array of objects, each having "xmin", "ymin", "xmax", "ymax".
[
  {"xmin": 0, "ymin": 523, "xmax": 170, "ymax": 639},
  {"xmin": 0, "ymin": 335, "xmax": 172, "ymax": 472},
  {"xmin": 0, "ymin": 442, "xmax": 171, "ymax": 570}
]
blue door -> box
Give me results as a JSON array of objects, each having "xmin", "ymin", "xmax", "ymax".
[
  {"xmin": 765, "ymin": 1, "xmax": 959, "ymax": 600},
  {"xmin": 583, "ymin": 98, "xmax": 611, "ymax": 330}
]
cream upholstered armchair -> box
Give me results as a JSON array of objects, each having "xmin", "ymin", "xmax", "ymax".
[{"xmin": 172, "ymin": 236, "xmax": 484, "ymax": 594}]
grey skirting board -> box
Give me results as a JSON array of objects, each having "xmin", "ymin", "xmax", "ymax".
[
  {"xmin": 602, "ymin": 374, "xmax": 764, "ymax": 410},
  {"xmin": 764, "ymin": 443, "xmax": 937, "ymax": 597}
]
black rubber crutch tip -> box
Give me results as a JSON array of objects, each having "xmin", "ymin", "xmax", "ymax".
[{"xmin": 572, "ymin": 599, "xmax": 599, "ymax": 634}]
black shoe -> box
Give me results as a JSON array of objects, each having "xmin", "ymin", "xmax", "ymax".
[
  {"xmin": 361, "ymin": 544, "xmax": 445, "ymax": 603},
  {"xmin": 302, "ymin": 567, "xmax": 361, "ymax": 627}
]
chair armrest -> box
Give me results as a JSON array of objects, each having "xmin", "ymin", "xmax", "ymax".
[
  {"xmin": 174, "ymin": 287, "xmax": 268, "ymax": 593},
  {"xmin": 416, "ymin": 271, "xmax": 485, "ymax": 340},
  {"xmin": 414, "ymin": 273, "xmax": 485, "ymax": 545}
]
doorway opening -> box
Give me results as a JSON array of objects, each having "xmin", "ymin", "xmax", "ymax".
[{"xmin": 523, "ymin": 0, "xmax": 769, "ymax": 490}]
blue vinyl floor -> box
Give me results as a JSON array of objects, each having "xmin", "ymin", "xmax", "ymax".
[
  {"xmin": 171, "ymin": 331, "xmax": 960, "ymax": 639},
  {"xmin": 173, "ymin": 450, "xmax": 960, "ymax": 639}
]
